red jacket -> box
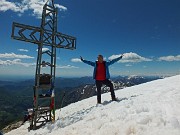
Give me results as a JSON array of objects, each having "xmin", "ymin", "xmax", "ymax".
[{"xmin": 96, "ymin": 62, "xmax": 106, "ymax": 80}]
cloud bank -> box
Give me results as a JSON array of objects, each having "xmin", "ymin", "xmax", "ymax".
[
  {"xmin": 56, "ymin": 65, "xmax": 79, "ymax": 69},
  {"xmin": 71, "ymin": 58, "xmax": 82, "ymax": 63},
  {"xmin": 158, "ymin": 55, "xmax": 180, "ymax": 62},
  {"xmin": 0, "ymin": 53, "xmax": 34, "ymax": 59},
  {"xmin": 0, "ymin": 59, "xmax": 35, "ymax": 67},
  {"xmin": 0, "ymin": 0, "xmax": 67, "ymax": 18},
  {"xmin": 109, "ymin": 52, "xmax": 152, "ymax": 63},
  {"xmin": 18, "ymin": 49, "xmax": 29, "ymax": 52}
]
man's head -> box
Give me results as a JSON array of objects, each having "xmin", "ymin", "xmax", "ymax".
[{"xmin": 97, "ymin": 55, "xmax": 104, "ymax": 63}]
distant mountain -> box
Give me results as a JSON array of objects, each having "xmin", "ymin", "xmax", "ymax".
[
  {"xmin": 55, "ymin": 77, "xmax": 94, "ymax": 88},
  {"xmin": 0, "ymin": 76, "xmax": 161, "ymax": 90},
  {"xmin": 0, "ymin": 77, "xmax": 94, "ymax": 90},
  {"xmin": 113, "ymin": 75, "xmax": 162, "ymax": 86},
  {"xmin": 0, "ymin": 81, "xmax": 16, "ymax": 86}
]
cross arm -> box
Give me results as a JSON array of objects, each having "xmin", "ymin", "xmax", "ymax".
[
  {"xmin": 11, "ymin": 22, "xmax": 41, "ymax": 44},
  {"xmin": 11, "ymin": 22, "xmax": 76, "ymax": 50}
]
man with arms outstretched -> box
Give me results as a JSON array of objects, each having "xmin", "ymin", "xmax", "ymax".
[{"xmin": 80, "ymin": 54, "xmax": 123, "ymax": 104}]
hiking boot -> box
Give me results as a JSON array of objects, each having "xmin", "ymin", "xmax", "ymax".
[
  {"xmin": 97, "ymin": 101, "xmax": 101, "ymax": 104},
  {"xmin": 112, "ymin": 98, "xmax": 118, "ymax": 101}
]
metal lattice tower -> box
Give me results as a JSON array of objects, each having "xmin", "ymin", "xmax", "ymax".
[{"xmin": 11, "ymin": 0, "xmax": 76, "ymax": 130}]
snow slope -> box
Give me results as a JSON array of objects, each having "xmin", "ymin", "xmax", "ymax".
[{"xmin": 5, "ymin": 75, "xmax": 180, "ymax": 135}]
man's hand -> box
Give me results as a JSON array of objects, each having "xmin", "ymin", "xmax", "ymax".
[
  {"xmin": 119, "ymin": 54, "xmax": 124, "ymax": 59},
  {"xmin": 80, "ymin": 56, "xmax": 83, "ymax": 61}
]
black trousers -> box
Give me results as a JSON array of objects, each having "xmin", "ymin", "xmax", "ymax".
[{"xmin": 95, "ymin": 79, "xmax": 116, "ymax": 103}]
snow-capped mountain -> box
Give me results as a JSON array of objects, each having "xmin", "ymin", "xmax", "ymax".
[{"xmin": 4, "ymin": 75, "xmax": 180, "ymax": 135}]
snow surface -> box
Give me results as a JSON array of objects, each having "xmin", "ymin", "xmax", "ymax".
[{"xmin": 5, "ymin": 75, "xmax": 180, "ymax": 135}]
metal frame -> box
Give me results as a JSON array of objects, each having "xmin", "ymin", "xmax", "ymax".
[{"xmin": 11, "ymin": 0, "xmax": 76, "ymax": 130}]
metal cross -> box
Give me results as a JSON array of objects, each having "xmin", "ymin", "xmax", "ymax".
[{"xmin": 11, "ymin": 0, "xmax": 76, "ymax": 130}]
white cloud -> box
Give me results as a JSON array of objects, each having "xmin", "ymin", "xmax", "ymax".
[
  {"xmin": 0, "ymin": 0, "xmax": 27, "ymax": 13},
  {"xmin": 158, "ymin": 55, "xmax": 180, "ymax": 62},
  {"xmin": 56, "ymin": 65, "xmax": 79, "ymax": 69},
  {"xmin": 108, "ymin": 54, "xmax": 123, "ymax": 60},
  {"xmin": 18, "ymin": 49, "xmax": 29, "ymax": 52},
  {"xmin": 36, "ymin": 48, "xmax": 50, "ymax": 52},
  {"xmin": 71, "ymin": 58, "xmax": 82, "ymax": 63},
  {"xmin": 42, "ymin": 48, "xmax": 50, "ymax": 52},
  {"xmin": 109, "ymin": 52, "xmax": 152, "ymax": 63},
  {"xmin": 0, "ymin": 59, "xmax": 35, "ymax": 67},
  {"xmin": 103, "ymin": 57, "xmax": 107, "ymax": 61},
  {"xmin": 125, "ymin": 64, "xmax": 132, "ymax": 67},
  {"xmin": 0, "ymin": 0, "xmax": 67, "ymax": 18},
  {"xmin": 0, "ymin": 53, "xmax": 34, "ymax": 59},
  {"xmin": 55, "ymin": 4, "xmax": 67, "ymax": 11}
]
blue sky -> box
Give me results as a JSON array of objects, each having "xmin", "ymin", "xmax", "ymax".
[{"xmin": 0, "ymin": 0, "xmax": 180, "ymax": 79}]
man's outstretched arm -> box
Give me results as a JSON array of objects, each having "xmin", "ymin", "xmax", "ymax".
[
  {"xmin": 108, "ymin": 54, "xmax": 124, "ymax": 66},
  {"xmin": 80, "ymin": 56, "xmax": 95, "ymax": 67}
]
